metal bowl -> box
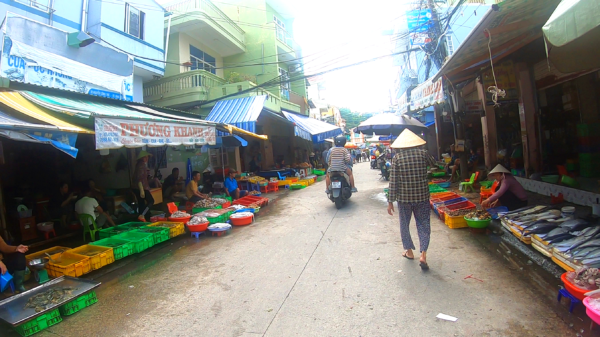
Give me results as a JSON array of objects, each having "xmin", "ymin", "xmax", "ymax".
[{"xmin": 28, "ymin": 257, "xmax": 49, "ymax": 270}]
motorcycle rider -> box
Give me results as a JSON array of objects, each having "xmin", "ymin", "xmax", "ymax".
[{"xmin": 326, "ymin": 135, "xmax": 358, "ymax": 193}]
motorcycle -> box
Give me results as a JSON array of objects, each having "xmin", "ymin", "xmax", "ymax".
[
  {"xmin": 370, "ymin": 155, "xmax": 378, "ymax": 169},
  {"xmin": 328, "ymin": 172, "xmax": 353, "ymax": 209},
  {"xmin": 377, "ymin": 154, "xmax": 390, "ymax": 181}
]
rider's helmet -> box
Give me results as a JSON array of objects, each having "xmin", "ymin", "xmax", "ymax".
[{"xmin": 334, "ymin": 135, "xmax": 347, "ymax": 147}]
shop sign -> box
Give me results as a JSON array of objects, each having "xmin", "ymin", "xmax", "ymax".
[
  {"xmin": 1, "ymin": 37, "xmax": 134, "ymax": 101},
  {"xmin": 465, "ymin": 100, "xmax": 483, "ymax": 113},
  {"xmin": 406, "ymin": 9, "xmax": 433, "ymax": 46},
  {"xmin": 398, "ymin": 92, "xmax": 409, "ymax": 114},
  {"xmin": 94, "ymin": 118, "xmax": 216, "ymax": 150},
  {"xmin": 410, "ymin": 77, "xmax": 444, "ymax": 111}
]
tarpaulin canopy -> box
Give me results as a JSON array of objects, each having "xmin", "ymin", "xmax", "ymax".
[
  {"xmin": 542, "ymin": 0, "xmax": 600, "ymax": 73},
  {"xmin": 356, "ymin": 113, "xmax": 427, "ymax": 136},
  {"xmin": 434, "ymin": 0, "xmax": 561, "ymax": 82},
  {"xmin": 281, "ymin": 111, "xmax": 343, "ymax": 143},
  {"xmin": 0, "ymin": 110, "xmax": 79, "ymax": 157}
]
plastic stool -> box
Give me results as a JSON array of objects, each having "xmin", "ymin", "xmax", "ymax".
[
  {"xmin": 44, "ymin": 229, "xmax": 56, "ymax": 240},
  {"xmin": 557, "ymin": 288, "xmax": 581, "ymax": 313},
  {"xmin": 260, "ymin": 185, "xmax": 269, "ymax": 194},
  {"xmin": 190, "ymin": 232, "xmax": 204, "ymax": 239},
  {"xmin": 268, "ymin": 182, "xmax": 279, "ymax": 192}
]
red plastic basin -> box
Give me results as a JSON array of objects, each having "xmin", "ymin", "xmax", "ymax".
[
  {"xmin": 186, "ymin": 222, "xmax": 209, "ymax": 232},
  {"xmin": 168, "ymin": 215, "xmax": 191, "ymax": 224},
  {"xmin": 230, "ymin": 214, "xmax": 253, "ymax": 226},
  {"xmin": 561, "ymin": 273, "xmax": 589, "ymax": 301}
]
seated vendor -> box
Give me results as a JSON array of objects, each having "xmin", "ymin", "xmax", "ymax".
[
  {"xmin": 225, "ymin": 169, "xmax": 247, "ymax": 200},
  {"xmin": 467, "ymin": 149, "xmax": 479, "ymax": 170},
  {"xmin": 163, "ymin": 168, "xmax": 183, "ymax": 201},
  {"xmin": 186, "ymin": 171, "xmax": 209, "ymax": 203},
  {"xmin": 50, "ymin": 182, "xmax": 77, "ymax": 228},
  {"xmin": 481, "ymin": 164, "xmax": 528, "ymax": 211},
  {"xmin": 0, "ymin": 235, "xmax": 28, "ymax": 292},
  {"xmin": 75, "ymin": 187, "xmax": 116, "ymax": 228}
]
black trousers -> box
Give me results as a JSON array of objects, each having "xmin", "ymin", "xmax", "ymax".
[
  {"xmin": 189, "ymin": 195, "xmax": 202, "ymax": 203},
  {"xmin": 3, "ymin": 252, "xmax": 26, "ymax": 273},
  {"xmin": 498, "ymin": 189, "xmax": 528, "ymax": 211},
  {"xmin": 133, "ymin": 189, "xmax": 154, "ymax": 217}
]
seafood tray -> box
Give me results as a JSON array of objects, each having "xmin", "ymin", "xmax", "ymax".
[
  {"xmin": 67, "ymin": 245, "xmax": 115, "ymax": 271},
  {"xmin": 212, "ymin": 195, "xmax": 233, "ymax": 202},
  {"xmin": 136, "ymin": 226, "xmax": 170, "ymax": 244},
  {"xmin": 233, "ymin": 196, "xmax": 268, "ymax": 207},
  {"xmin": 148, "ymin": 221, "xmax": 185, "ymax": 238},
  {"xmin": 117, "ymin": 222, "xmax": 151, "ymax": 230},
  {"xmin": 25, "ymin": 247, "xmax": 70, "ymax": 265},
  {"xmin": 58, "ymin": 291, "xmax": 98, "ymax": 316},
  {"xmin": 192, "ymin": 205, "xmax": 222, "ymax": 214},
  {"xmin": 0, "ymin": 276, "xmax": 100, "ymax": 327},
  {"xmin": 46, "ymin": 252, "xmax": 91, "ymax": 278},
  {"xmin": 112, "ymin": 231, "xmax": 154, "ymax": 254},
  {"xmin": 91, "ymin": 238, "xmax": 135, "ymax": 260}
]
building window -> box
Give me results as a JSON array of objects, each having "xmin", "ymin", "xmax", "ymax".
[
  {"xmin": 125, "ymin": 3, "xmax": 145, "ymax": 40},
  {"xmin": 15, "ymin": 0, "xmax": 51, "ymax": 12},
  {"xmin": 190, "ymin": 45, "xmax": 216, "ymax": 74},
  {"xmin": 279, "ymin": 67, "xmax": 290, "ymax": 100},
  {"xmin": 274, "ymin": 15, "xmax": 287, "ymax": 42},
  {"xmin": 446, "ymin": 34, "xmax": 454, "ymax": 55}
]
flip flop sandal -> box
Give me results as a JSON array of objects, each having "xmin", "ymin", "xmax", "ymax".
[
  {"xmin": 402, "ymin": 252, "xmax": 414, "ymax": 260},
  {"xmin": 419, "ymin": 262, "xmax": 429, "ymax": 270}
]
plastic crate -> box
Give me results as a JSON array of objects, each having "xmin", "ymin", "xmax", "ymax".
[
  {"xmin": 112, "ymin": 231, "xmax": 154, "ymax": 254},
  {"xmin": 13, "ymin": 309, "xmax": 62, "ymax": 337},
  {"xmin": 25, "ymin": 246, "xmax": 71, "ymax": 265},
  {"xmin": 438, "ymin": 201, "xmax": 476, "ymax": 220},
  {"xmin": 148, "ymin": 221, "xmax": 185, "ymax": 238},
  {"xmin": 432, "ymin": 172, "xmax": 446, "ymax": 177},
  {"xmin": 58, "ymin": 291, "xmax": 98, "ymax": 316},
  {"xmin": 212, "ymin": 195, "xmax": 233, "ymax": 202},
  {"xmin": 91, "ymin": 238, "xmax": 135, "ymax": 260},
  {"xmin": 192, "ymin": 205, "xmax": 222, "ymax": 214},
  {"xmin": 47, "ymin": 252, "xmax": 91, "ymax": 278},
  {"xmin": 118, "ymin": 222, "xmax": 151, "ymax": 230},
  {"xmin": 98, "ymin": 226, "xmax": 133, "ymax": 239},
  {"xmin": 67, "ymin": 245, "xmax": 115, "ymax": 271},
  {"xmin": 135, "ymin": 226, "xmax": 170, "ymax": 244},
  {"xmin": 205, "ymin": 212, "xmax": 234, "ymax": 224},
  {"xmin": 445, "ymin": 215, "xmax": 468, "ymax": 229}
]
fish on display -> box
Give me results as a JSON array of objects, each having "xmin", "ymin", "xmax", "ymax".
[
  {"xmin": 505, "ymin": 206, "xmax": 548, "ymax": 220},
  {"xmin": 522, "ymin": 222, "xmax": 559, "ymax": 236},
  {"xmin": 554, "ymin": 236, "xmax": 590, "ymax": 252},
  {"xmin": 566, "ymin": 227, "xmax": 600, "ymax": 251},
  {"xmin": 574, "ymin": 239, "xmax": 600, "ymax": 252},
  {"xmin": 559, "ymin": 219, "xmax": 590, "ymax": 232},
  {"xmin": 23, "ymin": 287, "xmax": 77, "ymax": 313},
  {"xmin": 546, "ymin": 233, "xmax": 575, "ymax": 244},
  {"xmin": 543, "ymin": 227, "xmax": 569, "ymax": 239}
]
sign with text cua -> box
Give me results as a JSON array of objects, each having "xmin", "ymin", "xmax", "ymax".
[
  {"xmin": 410, "ymin": 77, "xmax": 444, "ymax": 110},
  {"xmin": 94, "ymin": 118, "xmax": 216, "ymax": 150}
]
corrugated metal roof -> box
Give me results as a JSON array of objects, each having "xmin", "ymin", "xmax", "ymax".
[
  {"xmin": 205, "ymin": 96, "xmax": 268, "ymax": 134},
  {"xmin": 282, "ymin": 111, "xmax": 343, "ymax": 143}
]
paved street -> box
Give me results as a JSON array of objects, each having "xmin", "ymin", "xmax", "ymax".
[{"xmin": 19, "ymin": 162, "xmax": 573, "ymax": 337}]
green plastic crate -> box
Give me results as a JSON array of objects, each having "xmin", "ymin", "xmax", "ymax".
[
  {"xmin": 207, "ymin": 211, "xmax": 234, "ymax": 224},
  {"xmin": 58, "ymin": 291, "xmax": 98, "ymax": 316},
  {"xmin": 212, "ymin": 195, "xmax": 233, "ymax": 202},
  {"xmin": 97, "ymin": 226, "xmax": 132, "ymax": 239},
  {"xmin": 135, "ymin": 226, "xmax": 170, "ymax": 245},
  {"xmin": 91, "ymin": 237, "xmax": 134, "ymax": 260},
  {"xmin": 14, "ymin": 309, "xmax": 62, "ymax": 337},
  {"xmin": 117, "ymin": 222, "xmax": 150, "ymax": 230},
  {"xmin": 192, "ymin": 205, "xmax": 222, "ymax": 214},
  {"xmin": 112, "ymin": 231, "xmax": 154, "ymax": 254},
  {"xmin": 432, "ymin": 172, "xmax": 446, "ymax": 177},
  {"xmin": 577, "ymin": 123, "xmax": 600, "ymax": 137}
]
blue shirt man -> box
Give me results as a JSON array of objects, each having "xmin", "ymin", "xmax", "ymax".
[{"xmin": 224, "ymin": 169, "xmax": 246, "ymax": 200}]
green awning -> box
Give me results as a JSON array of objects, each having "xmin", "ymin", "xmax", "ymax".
[{"xmin": 543, "ymin": 0, "xmax": 600, "ymax": 72}]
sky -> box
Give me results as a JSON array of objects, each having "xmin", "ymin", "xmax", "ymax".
[{"xmin": 158, "ymin": 0, "xmax": 410, "ymax": 113}]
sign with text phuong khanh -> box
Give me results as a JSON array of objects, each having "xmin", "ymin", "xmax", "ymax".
[{"xmin": 94, "ymin": 118, "xmax": 216, "ymax": 150}]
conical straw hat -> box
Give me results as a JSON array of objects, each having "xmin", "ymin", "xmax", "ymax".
[
  {"xmin": 391, "ymin": 129, "xmax": 426, "ymax": 149},
  {"xmin": 489, "ymin": 164, "xmax": 511, "ymax": 175}
]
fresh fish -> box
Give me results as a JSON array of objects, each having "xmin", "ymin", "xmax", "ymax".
[
  {"xmin": 505, "ymin": 206, "xmax": 547, "ymax": 220},
  {"xmin": 584, "ymin": 249, "xmax": 600, "ymax": 260},
  {"xmin": 523, "ymin": 223, "xmax": 559, "ymax": 236},
  {"xmin": 547, "ymin": 233, "xmax": 575, "ymax": 244},
  {"xmin": 543, "ymin": 227, "xmax": 569, "ymax": 240},
  {"xmin": 560, "ymin": 219, "xmax": 590, "ymax": 232},
  {"xmin": 504, "ymin": 205, "xmax": 539, "ymax": 217},
  {"xmin": 583, "ymin": 257, "xmax": 600, "ymax": 265},
  {"xmin": 572, "ymin": 247, "xmax": 599, "ymax": 258},
  {"xmin": 554, "ymin": 236, "xmax": 590, "ymax": 252},
  {"xmin": 575, "ymin": 239, "xmax": 600, "ymax": 251},
  {"xmin": 567, "ymin": 228, "xmax": 600, "ymax": 251}
]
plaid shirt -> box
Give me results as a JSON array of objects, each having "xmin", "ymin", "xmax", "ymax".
[{"xmin": 388, "ymin": 147, "xmax": 437, "ymax": 204}]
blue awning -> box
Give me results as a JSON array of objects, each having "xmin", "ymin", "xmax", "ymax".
[
  {"xmin": 206, "ymin": 96, "xmax": 268, "ymax": 133},
  {"xmin": 281, "ymin": 111, "xmax": 343, "ymax": 143},
  {"xmin": 0, "ymin": 110, "xmax": 79, "ymax": 157},
  {"xmin": 425, "ymin": 121, "xmax": 435, "ymax": 127}
]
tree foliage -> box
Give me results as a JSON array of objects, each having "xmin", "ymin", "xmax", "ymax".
[{"xmin": 340, "ymin": 108, "xmax": 373, "ymax": 131}]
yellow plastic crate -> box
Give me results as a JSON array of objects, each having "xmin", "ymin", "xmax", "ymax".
[
  {"xmin": 67, "ymin": 245, "xmax": 115, "ymax": 270},
  {"xmin": 149, "ymin": 221, "xmax": 185, "ymax": 238},
  {"xmin": 296, "ymin": 180, "xmax": 309, "ymax": 187},
  {"xmin": 300, "ymin": 179, "xmax": 314, "ymax": 186},
  {"xmin": 444, "ymin": 215, "xmax": 468, "ymax": 229},
  {"xmin": 277, "ymin": 180, "xmax": 289, "ymax": 187},
  {"xmin": 26, "ymin": 246, "xmax": 71, "ymax": 265},
  {"xmin": 47, "ymin": 252, "xmax": 91, "ymax": 277},
  {"xmin": 285, "ymin": 177, "xmax": 299, "ymax": 183}
]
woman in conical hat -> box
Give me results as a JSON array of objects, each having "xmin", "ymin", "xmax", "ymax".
[
  {"xmin": 387, "ymin": 129, "xmax": 437, "ymax": 271},
  {"xmin": 481, "ymin": 164, "xmax": 528, "ymax": 211}
]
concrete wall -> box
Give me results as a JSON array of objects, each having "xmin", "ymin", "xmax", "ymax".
[
  {"xmin": 0, "ymin": 0, "xmax": 83, "ymax": 32},
  {"xmin": 133, "ymin": 75, "xmax": 144, "ymax": 103},
  {"xmin": 177, "ymin": 33, "xmax": 225, "ymax": 79}
]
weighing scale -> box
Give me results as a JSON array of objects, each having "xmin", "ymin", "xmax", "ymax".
[{"xmin": 28, "ymin": 258, "xmax": 50, "ymax": 284}]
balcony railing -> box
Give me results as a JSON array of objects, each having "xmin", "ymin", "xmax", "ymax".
[
  {"xmin": 165, "ymin": 0, "xmax": 245, "ymax": 46},
  {"xmin": 143, "ymin": 69, "xmax": 226, "ymax": 99}
]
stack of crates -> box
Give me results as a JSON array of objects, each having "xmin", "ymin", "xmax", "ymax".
[{"xmin": 578, "ymin": 123, "xmax": 600, "ymax": 177}]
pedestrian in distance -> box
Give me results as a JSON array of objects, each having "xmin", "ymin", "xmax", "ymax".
[{"xmin": 387, "ymin": 129, "xmax": 437, "ymax": 271}]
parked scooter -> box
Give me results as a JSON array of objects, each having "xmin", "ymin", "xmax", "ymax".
[
  {"xmin": 377, "ymin": 154, "xmax": 390, "ymax": 181},
  {"xmin": 328, "ymin": 171, "xmax": 353, "ymax": 209},
  {"xmin": 370, "ymin": 155, "xmax": 378, "ymax": 169}
]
